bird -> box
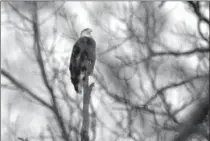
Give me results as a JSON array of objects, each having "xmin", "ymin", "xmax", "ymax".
[{"xmin": 69, "ymin": 28, "xmax": 96, "ymax": 94}]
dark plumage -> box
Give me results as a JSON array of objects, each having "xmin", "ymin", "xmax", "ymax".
[{"xmin": 69, "ymin": 28, "xmax": 96, "ymax": 93}]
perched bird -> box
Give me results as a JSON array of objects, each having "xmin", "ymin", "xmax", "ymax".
[{"xmin": 69, "ymin": 28, "xmax": 96, "ymax": 93}]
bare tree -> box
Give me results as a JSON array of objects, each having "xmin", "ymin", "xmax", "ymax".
[
  {"xmin": 1, "ymin": 1, "xmax": 209, "ymax": 141},
  {"xmin": 2, "ymin": 2, "xmax": 72, "ymax": 141}
]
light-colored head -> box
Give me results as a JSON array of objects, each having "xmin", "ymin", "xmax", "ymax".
[{"xmin": 80, "ymin": 28, "xmax": 93, "ymax": 37}]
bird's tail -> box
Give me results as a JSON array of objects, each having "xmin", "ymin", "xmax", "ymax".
[
  {"xmin": 74, "ymin": 84, "xmax": 81, "ymax": 94},
  {"xmin": 77, "ymin": 82, "xmax": 83, "ymax": 94},
  {"xmin": 72, "ymin": 72, "xmax": 87, "ymax": 94},
  {"xmin": 77, "ymin": 72, "xmax": 86, "ymax": 94},
  {"xmin": 71, "ymin": 76, "xmax": 82, "ymax": 94}
]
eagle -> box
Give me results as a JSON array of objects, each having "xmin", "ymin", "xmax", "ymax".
[{"xmin": 69, "ymin": 28, "xmax": 96, "ymax": 94}]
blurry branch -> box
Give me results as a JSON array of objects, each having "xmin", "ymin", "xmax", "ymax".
[
  {"xmin": 169, "ymin": 3, "xmax": 210, "ymax": 140},
  {"xmin": 2, "ymin": 3, "xmax": 33, "ymax": 34},
  {"xmin": 82, "ymin": 3, "xmax": 117, "ymax": 37},
  {"xmin": 172, "ymin": 99, "xmax": 195, "ymax": 118},
  {"xmin": 17, "ymin": 137, "xmax": 29, "ymax": 141},
  {"xmin": 1, "ymin": 69, "xmax": 51, "ymax": 109},
  {"xmin": 90, "ymin": 89, "xmax": 123, "ymax": 136},
  {"xmin": 112, "ymin": 94, "xmax": 165, "ymax": 116},
  {"xmin": 81, "ymin": 76, "xmax": 94, "ymax": 141},
  {"xmin": 58, "ymin": 78, "xmax": 82, "ymax": 112},
  {"xmin": 1, "ymin": 83, "xmax": 18, "ymax": 90},
  {"xmin": 8, "ymin": 2, "xmax": 65, "ymax": 25},
  {"xmin": 118, "ymin": 46, "xmax": 209, "ymax": 70},
  {"xmin": 145, "ymin": 74, "xmax": 208, "ymax": 105},
  {"xmin": 159, "ymin": 94, "xmax": 179, "ymax": 124},
  {"xmin": 39, "ymin": 2, "xmax": 65, "ymax": 25},
  {"xmin": 3, "ymin": 103, "xmax": 19, "ymax": 141},
  {"xmin": 187, "ymin": 1, "xmax": 209, "ymax": 43},
  {"xmin": 57, "ymin": 76, "xmax": 83, "ymax": 140},
  {"xmin": 158, "ymin": 1, "xmax": 166, "ymax": 8},
  {"xmin": 98, "ymin": 36, "xmax": 132, "ymax": 55},
  {"xmin": 94, "ymin": 74, "xmax": 166, "ymax": 116},
  {"xmin": 173, "ymin": 96, "xmax": 209, "ymax": 141},
  {"xmin": 32, "ymin": 3, "xmax": 54, "ymax": 101},
  {"xmin": 1, "ymin": 20, "xmax": 32, "ymax": 33},
  {"xmin": 8, "ymin": 2, "xmax": 32, "ymax": 23},
  {"xmin": 31, "ymin": 2, "xmax": 70, "ymax": 141},
  {"xmin": 3, "ymin": 2, "xmax": 78, "ymax": 141},
  {"xmin": 159, "ymin": 1, "xmax": 209, "ymax": 44},
  {"xmin": 48, "ymin": 125, "xmax": 57, "ymax": 141},
  {"xmin": 153, "ymin": 47, "xmax": 209, "ymax": 57},
  {"xmin": 187, "ymin": 1, "xmax": 209, "ymax": 26},
  {"xmin": 59, "ymin": 8, "xmax": 79, "ymax": 41},
  {"xmin": 197, "ymin": 19, "xmax": 208, "ymax": 43}
]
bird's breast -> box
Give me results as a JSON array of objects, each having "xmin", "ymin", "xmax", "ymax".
[{"xmin": 79, "ymin": 37, "xmax": 96, "ymax": 47}]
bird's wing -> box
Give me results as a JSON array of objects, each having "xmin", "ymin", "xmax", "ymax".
[
  {"xmin": 82, "ymin": 37, "xmax": 96, "ymax": 74},
  {"xmin": 69, "ymin": 41, "xmax": 81, "ymax": 72},
  {"xmin": 70, "ymin": 37, "xmax": 96, "ymax": 75}
]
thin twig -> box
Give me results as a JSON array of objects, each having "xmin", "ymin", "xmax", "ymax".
[{"xmin": 1, "ymin": 69, "xmax": 52, "ymax": 109}]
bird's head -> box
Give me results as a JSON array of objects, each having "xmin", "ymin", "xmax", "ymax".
[{"xmin": 80, "ymin": 28, "xmax": 93, "ymax": 37}]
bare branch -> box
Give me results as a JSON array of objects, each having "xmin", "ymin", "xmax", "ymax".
[
  {"xmin": 17, "ymin": 137, "xmax": 29, "ymax": 141},
  {"xmin": 1, "ymin": 69, "xmax": 52, "ymax": 109},
  {"xmin": 145, "ymin": 74, "xmax": 208, "ymax": 105},
  {"xmin": 81, "ymin": 76, "xmax": 94, "ymax": 141},
  {"xmin": 187, "ymin": 1, "xmax": 209, "ymax": 26},
  {"xmin": 173, "ymin": 96, "xmax": 209, "ymax": 141},
  {"xmin": 8, "ymin": 2, "xmax": 32, "ymax": 23},
  {"xmin": 153, "ymin": 48, "xmax": 209, "ymax": 57},
  {"xmin": 31, "ymin": 2, "xmax": 70, "ymax": 141},
  {"xmin": 39, "ymin": 2, "xmax": 65, "ymax": 25}
]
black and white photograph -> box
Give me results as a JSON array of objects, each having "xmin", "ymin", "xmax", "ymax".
[{"xmin": 1, "ymin": 1, "xmax": 209, "ymax": 141}]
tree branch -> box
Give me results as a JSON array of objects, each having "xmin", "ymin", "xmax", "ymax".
[
  {"xmin": 1, "ymin": 69, "xmax": 52, "ymax": 109},
  {"xmin": 145, "ymin": 74, "xmax": 208, "ymax": 105},
  {"xmin": 187, "ymin": 1, "xmax": 209, "ymax": 26},
  {"xmin": 31, "ymin": 2, "xmax": 70, "ymax": 141},
  {"xmin": 8, "ymin": 2, "xmax": 32, "ymax": 23},
  {"xmin": 153, "ymin": 48, "xmax": 209, "ymax": 57},
  {"xmin": 81, "ymin": 76, "xmax": 94, "ymax": 141},
  {"xmin": 173, "ymin": 96, "xmax": 209, "ymax": 141}
]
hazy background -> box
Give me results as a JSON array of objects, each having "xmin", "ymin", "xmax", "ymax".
[{"xmin": 1, "ymin": 1, "xmax": 209, "ymax": 141}]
